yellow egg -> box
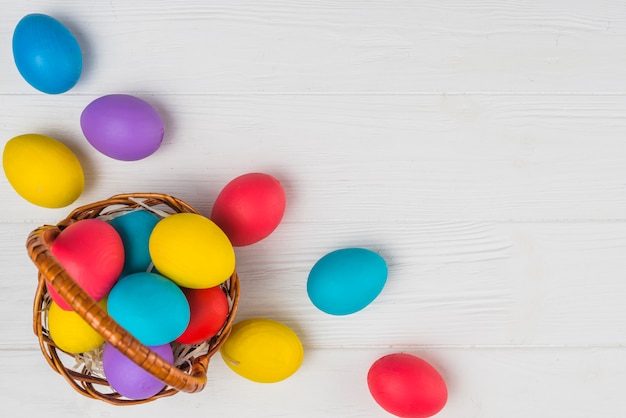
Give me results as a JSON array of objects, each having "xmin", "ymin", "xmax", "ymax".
[
  {"xmin": 149, "ymin": 213, "xmax": 235, "ymax": 288},
  {"xmin": 48, "ymin": 298, "xmax": 106, "ymax": 354},
  {"xmin": 2, "ymin": 134, "xmax": 84, "ymax": 208},
  {"xmin": 220, "ymin": 318, "xmax": 304, "ymax": 383}
]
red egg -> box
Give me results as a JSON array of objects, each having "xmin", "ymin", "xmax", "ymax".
[
  {"xmin": 175, "ymin": 286, "xmax": 229, "ymax": 344},
  {"xmin": 211, "ymin": 172, "xmax": 286, "ymax": 246},
  {"xmin": 367, "ymin": 353, "xmax": 448, "ymax": 418},
  {"xmin": 48, "ymin": 219, "xmax": 124, "ymax": 310}
]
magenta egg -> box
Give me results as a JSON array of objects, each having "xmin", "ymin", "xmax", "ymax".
[
  {"xmin": 367, "ymin": 353, "xmax": 448, "ymax": 418},
  {"xmin": 80, "ymin": 94, "xmax": 164, "ymax": 161},
  {"xmin": 102, "ymin": 342, "xmax": 173, "ymax": 400},
  {"xmin": 48, "ymin": 219, "xmax": 124, "ymax": 310}
]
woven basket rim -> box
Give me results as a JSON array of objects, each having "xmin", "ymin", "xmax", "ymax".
[{"xmin": 27, "ymin": 193, "xmax": 240, "ymax": 405}]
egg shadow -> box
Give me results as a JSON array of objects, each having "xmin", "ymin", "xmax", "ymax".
[
  {"xmin": 50, "ymin": 12, "xmax": 97, "ymax": 90},
  {"xmin": 44, "ymin": 128, "xmax": 101, "ymax": 197},
  {"xmin": 137, "ymin": 94, "xmax": 178, "ymax": 158}
]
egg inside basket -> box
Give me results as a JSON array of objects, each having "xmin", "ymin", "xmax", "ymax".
[{"xmin": 27, "ymin": 193, "xmax": 240, "ymax": 405}]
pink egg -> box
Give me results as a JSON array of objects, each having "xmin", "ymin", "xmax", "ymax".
[
  {"xmin": 48, "ymin": 219, "xmax": 124, "ymax": 310},
  {"xmin": 367, "ymin": 353, "xmax": 448, "ymax": 418},
  {"xmin": 175, "ymin": 286, "xmax": 229, "ymax": 345},
  {"xmin": 211, "ymin": 172, "xmax": 286, "ymax": 246}
]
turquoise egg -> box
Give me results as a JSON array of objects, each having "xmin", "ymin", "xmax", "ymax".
[
  {"xmin": 307, "ymin": 248, "xmax": 388, "ymax": 315},
  {"xmin": 108, "ymin": 272, "xmax": 190, "ymax": 345},
  {"xmin": 108, "ymin": 210, "xmax": 160, "ymax": 277}
]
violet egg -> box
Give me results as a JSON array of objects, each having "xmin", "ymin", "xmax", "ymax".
[
  {"xmin": 103, "ymin": 342, "xmax": 173, "ymax": 400},
  {"xmin": 80, "ymin": 94, "xmax": 164, "ymax": 161}
]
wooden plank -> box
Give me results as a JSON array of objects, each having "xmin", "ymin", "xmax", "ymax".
[
  {"xmin": 3, "ymin": 1, "xmax": 626, "ymax": 417},
  {"xmin": 2, "ymin": 94, "xmax": 626, "ymax": 222},
  {"xmin": 1, "ymin": 1, "xmax": 626, "ymax": 93},
  {"xmin": 5, "ymin": 220, "xmax": 626, "ymax": 348},
  {"xmin": 1, "ymin": 346, "xmax": 624, "ymax": 417}
]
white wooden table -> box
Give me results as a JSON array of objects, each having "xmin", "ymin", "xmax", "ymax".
[{"xmin": 2, "ymin": 1, "xmax": 626, "ymax": 416}]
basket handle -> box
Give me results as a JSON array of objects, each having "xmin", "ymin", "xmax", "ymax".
[{"xmin": 27, "ymin": 225, "xmax": 208, "ymax": 394}]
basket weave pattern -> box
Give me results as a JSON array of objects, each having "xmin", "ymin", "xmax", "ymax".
[{"xmin": 27, "ymin": 193, "xmax": 240, "ymax": 405}]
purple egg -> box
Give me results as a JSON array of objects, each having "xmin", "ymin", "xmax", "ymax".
[
  {"xmin": 102, "ymin": 342, "xmax": 173, "ymax": 400},
  {"xmin": 80, "ymin": 94, "xmax": 164, "ymax": 161}
]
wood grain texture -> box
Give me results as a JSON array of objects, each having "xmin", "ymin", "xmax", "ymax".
[
  {"xmin": 2, "ymin": 0, "xmax": 626, "ymax": 416},
  {"xmin": 1, "ymin": 0, "xmax": 626, "ymax": 93},
  {"xmin": 2, "ymin": 94, "xmax": 626, "ymax": 222},
  {"xmin": 4, "ymin": 220, "xmax": 626, "ymax": 348},
  {"xmin": 2, "ymin": 347, "xmax": 625, "ymax": 417}
]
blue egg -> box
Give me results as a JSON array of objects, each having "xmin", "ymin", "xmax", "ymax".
[
  {"xmin": 108, "ymin": 272, "xmax": 190, "ymax": 345},
  {"xmin": 12, "ymin": 14, "xmax": 82, "ymax": 94},
  {"xmin": 108, "ymin": 210, "xmax": 160, "ymax": 277},
  {"xmin": 307, "ymin": 248, "xmax": 388, "ymax": 315}
]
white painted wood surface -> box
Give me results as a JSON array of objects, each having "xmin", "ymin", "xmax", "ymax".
[{"xmin": 2, "ymin": 1, "xmax": 626, "ymax": 416}]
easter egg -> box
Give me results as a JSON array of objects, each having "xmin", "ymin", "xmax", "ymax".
[
  {"xmin": 149, "ymin": 213, "xmax": 235, "ymax": 289},
  {"xmin": 49, "ymin": 219, "xmax": 124, "ymax": 310},
  {"xmin": 103, "ymin": 342, "xmax": 173, "ymax": 400},
  {"xmin": 220, "ymin": 318, "xmax": 304, "ymax": 383},
  {"xmin": 107, "ymin": 272, "xmax": 190, "ymax": 345},
  {"xmin": 211, "ymin": 173, "xmax": 286, "ymax": 246},
  {"xmin": 175, "ymin": 286, "xmax": 229, "ymax": 345},
  {"xmin": 2, "ymin": 134, "xmax": 84, "ymax": 208},
  {"xmin": 307, "ymin": 248, "xmax": 387, "ymax": 315},
  {"xmin": 367, "ymin": 353, "xmax": 448, "ymax": 418},
  {"xmin": 48, "ymin": 298, "xmax": 107, "ymax": 354},
  {"xmin": 12, "ymin": 14, "xmax": 82, "ymax": 94},
  {"xmin": 80, "ymin": 94, "xmax": 164, "ymax": 161},
  {"xmin": 108, "ymin": 210, "xmax": 160, "ymax": 277}
]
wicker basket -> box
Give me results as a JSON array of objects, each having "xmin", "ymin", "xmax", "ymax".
[{"xmin": 26, "ymin": 193, "xmax": 240, "ymax": 405}]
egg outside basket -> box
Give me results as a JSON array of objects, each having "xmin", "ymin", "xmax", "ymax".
[{"xmin": 26, "ymin": 193, "xmax": 240, "ymax": 406}]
